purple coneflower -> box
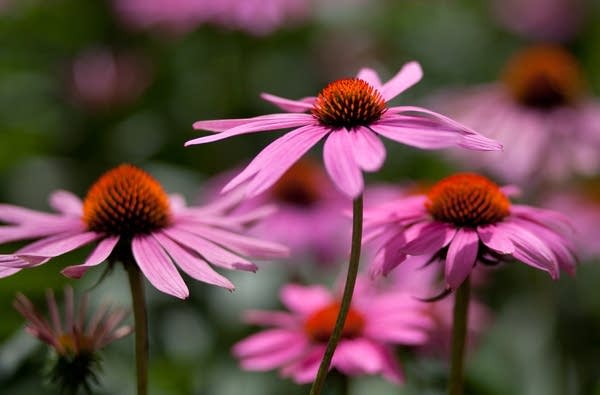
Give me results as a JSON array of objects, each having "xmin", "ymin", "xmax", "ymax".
[
  {"xmin": 232, "ymin": 278, "xmax": 432, "ymax": 384},
  {"xmin": 14, "ymin": 286, "xmax": 131, "ymax": 394},
  {"xmin": 187, "ymin": 62, "xmax": 502, "ymax": 199},
  {"xmin": 437, "ymin": 45, "xmax": 600, "ymax": 185},
  {"xmin": 365, "ymin": 172, "xmax": 576, "ymax": 289},
  {"xmin": 0, "ymin": 164, "xmax": 288, "ymax": 299}
]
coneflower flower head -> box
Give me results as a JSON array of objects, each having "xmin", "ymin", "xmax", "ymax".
[
  {"xmin": 188, "ymin": 62, "xmax": 502, "ymax": 199},
  {"xmin": 0, "ymin": 164, "xmax": 288, "ymax": 298},
  {"xmin": 13, "ymin": 286, "xmax": 131, "ymax": 395}
]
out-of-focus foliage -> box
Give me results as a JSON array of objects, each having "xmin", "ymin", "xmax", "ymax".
[{"xmin": 1, "ymin": 0, "xmax": 600, "ymax": 394}]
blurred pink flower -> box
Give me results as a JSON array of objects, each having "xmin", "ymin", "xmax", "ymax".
[
  {"xmin": 188, "ymin": 62, "xmax": 502, "ymax": 199},
  {"xmin": 0, "ymin": 164, "xmax": 288, "ymax": 298},
  {"xmin": 205, "ymin": 159, "xmax": 350, "ymax": 265},
  {"xmin": 14, "ymin": 286, "xmax": 131, "ymax": 393},
  {"xmin": 68, "ymin": 48, "xmax": 152, "ymax": 112},
  {"xmin": 232, "ymin": 278, "xmax": 433, "ymax": 384},
  {"xmin": 492, "ymin": 0, "xmax": 584, "ymax": 41},
  {"xmin": 387, "ymin": 257, "xmax": 490, "ymax": 357},
  {"xmin": 112, "ymin": 0, "xmax": 214, "ymax": 34},
  {"xmin": 210, "ymin": 0, "xmax": 310, "ymax": 35},
  {"xmin": 436, "ymin": 45, "xmax": 600, "ymax": 185},
  {"xmin": 543, "ymin": 186, "xmax": 600, "ymax": 260},
  {"xmin": 364, "ymin": 173, "xmax": 576, "ymax": 289}
]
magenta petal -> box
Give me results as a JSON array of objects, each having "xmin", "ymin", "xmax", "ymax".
[
  {"xmin": 380, "ymin": 61, "xmax": 423, "ymax": 101},
  {"xmin": 499, "ymin": 222, "xmax": 559, "ymax": 277},
  {"xmin": 323, "ymin": 131, "xmax": 364, "ymax": 198},
  {"xmin": 49, "ymin": 190, "xmax": 83, "ymax": 216},
  {"xmin": 281, "ymin": 346, "xmax": 324, "ymax": 384},
  {"xmin": 163, "ymin": 228, "xmax": 257, "ymax": 272},
  {"xmin": 477, "ymin": 225, "xmax": 515, "ymax": 254},
  {"xmin": 351, "ymin": 127, "xmax": 386, "ymax": 171},
  {"xmin": 371, "ymin": 123, "xmax": 462, "ymax": 149},
  {"xmin": 232, "ymin": 329, "xmax": 303, "ymax": 358},
  {"xmin": 222, "ymin": 125, "xmax": 328, "ymax": 194},
  {"xmin": 0, "ymin": 265, "xmax": 21, "ymax": 278},
  {"xmin": 153, "ymin": 232, "xmax": 235, "ymax": 290},
  {"xmin": 280, "ymin": 284, "xmax": 332, "ymax": 315},
  {"xmin": 369, "ymin": 234, "xmax": 408, "ymax": 278},
  {"xmin": 0, "ymin": 204, "xmax": 57, "ymax": 224},
  {"xmin": 356, "ymin": 68, "xmax": 383, "ymax": 90},
  {"xmin": 445, "ymin": 228, "xmax": 479, "ymax": 289},
  {"xmin": 333, "ymin": 339, "xmax": 383, "ymax": 375},
  {"xmin": 185, "ymin": 113, "xmax": 314, "ymax": 146},
  {"xmin": 401, "ymin": 222, "xmax": 456, "ymax": 255},
  {"xmin": 132, "ymin": 235, "xmax": 189, "ymax": 299},
  {"xmin": 380, "ymin": 346, "xmax": 405, "ymax": 384},
  {"xmin": 243, "ymin": 310, "xmax": 298, "ymax": 328},
  {"xmin": 260, "ymin": 93, "xmax": 315, "ymax": 112},
  {"xmin": 17, "ymin": 232, "xmax": 100, "ymax": 257},
  {"xmin": 61, "ymin": 236, "xmax": 119, "ymax": 279},
  {"xmin": 239, "ymin": 339, "xmax": 308, "ymax": 371},
  {"xmin": 193, "ymin": 118, "xmax": 259, "ymax": 132},
  {"xmin": 242, "ymin": 126, "xmax": 328, "ymax": 197}
]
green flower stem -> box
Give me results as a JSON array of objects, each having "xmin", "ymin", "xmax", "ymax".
[
  {"xmin": 126, "ymin": 264, "xmax": 149, "ymax": 395},
  {"xmin": 448, "ymin": 276, "xmax": 471, "ymax": 395},
  {"xmin": 309, "ymin": 195, "xmax": 363, "ymax": 395}
]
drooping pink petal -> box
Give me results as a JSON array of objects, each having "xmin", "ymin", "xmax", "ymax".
[
  {"xmin": 0, "ymin": 266, "xmax": 21, "ymax": 278},
  {"xmin": 323, "ymin": 130, "xmax": 364, "ymax": 198},
  {"xmin": 369, "ymin": 234, "xmax": 408, "ymax": 278},
  {"xmin": 445, "ymin": 228, "xmax": 479, "ymax": 289},
  {"xmin": 176, "ymin": 223, "xmax": 288, "ymax": 259},
  {"xmin": 232, "ymin": 328, "xmax": 303, "ymax": 358},
  {"xmin": 0, "ymin": 204, "xmax": 58, "ymax": 224},
  {"xmin": 163, "ymin": 228, "xmax": 258, "ymax": 272},
  {"xmin": 380, "ymin": 61, "xmax": 423, "ymax": 102},
  {"xmin": 186, "ymin": 113, "xmax": 314, "ymax": 146},
  {"xmin": 477, "ymin": 225, "xmax": 515, "ymax": 254},
  {"xmin": 260, "ymin": 93, "xmax": 315, "ymax": 112},
  {"xmin": 132, "ymin": 235, "xmax": 189, "ymax": 299},
  {"xmin": 49, "ymin": 190, "xmax": 83, "ymax": 216},
  {"xmin": 400, "ymin": 222, "xmax": 456, "ymax": 255},
  {"xmin": 365, "ymin": 324, "xmax": 430, "ymax": 345},
  {"xmin": 371, "ymin": 123, "xmax": 462, "ymax": 149},
  {"xmin": 281, "ymin": 345, "xmax": 324, "ymax": 384},
  {"xmin": 0, "ymin": 221, "xmax": 85, "ymax": 244},
  {"xmin": 153, "ymin": 232, "xmax": 235, "ymax": 290},
  {"xmin": 356, "ymin": 68, "xmax": 383, "ymax": 90},
  {"xmin": 16, "ymin": 232, "xmax": 100, "ymax": 257},
  {"xmin": 222, "ymin": 125, "xmax": 328, "ymax": 194},
  {"xmin": 350, "ymin": 127, "xmax": 386, "ymax": 171},
  {"xmin": 242, "ymin": 126, "xmax": 329, "ymax": 197},
  {"xmin": 280, "ymin": 284, "xmax": 332, "ymax": 315},
  {"xmin": 61, "ymin": 236, "xmax": 119, "ymax": 279},
  {"xmin": 380, "ymin": 346, "xmax": 405, "ymax": 384},
  {"xmin": 239, "ymin": 339, "xmax": 308, "ymax": 371},
  {"xmin": 192, "ymin": 117, "xmax": 260, "ymax": 132},
  {"xmin": 333, "ymin": 339, "xmax": 383, "ymax": 375}
]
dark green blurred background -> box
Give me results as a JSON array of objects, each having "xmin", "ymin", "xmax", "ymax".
[{"xmin": 1, "ymin": 0, "xmax": 600, "ymax": 394}]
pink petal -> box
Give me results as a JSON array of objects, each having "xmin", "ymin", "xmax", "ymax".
[
  {"xmin": 401, "ymin": 222, "xmax": 456, "ymax": 255},
  {"xmin": 380, "ymin": 61, "xmax": 423, "ymax": 101},
  {"xmin": 356, "ymin": 68, "xmax": 383, "ymax": 90},
  {"xmin": 333, "ymin": 339, "xmax": 384, "ymax": 375},
  {"xmin": 61, "ymin": 236, "xmax": 119, "ymax": 279},
  {"xmin": 323, "ymin": 130, "xmax": 364, "ymax": 198},
  {"xmin": 242, "ymin": 126, "xmax": 328, "ymax": 197},
  {"xmin": 232, "ymin": 329, "xmax": 304, "ymax": 358},
  {"xmin": 369, "ymin": 234, "xmax": 408, "ymax": 278},
  {"xmin": 238, "ymin": 340, "xmax": 308, "ymax": 371},
  {"xmin": 222, "ymin": 125, "xmax": 328, "ymax": 194},
  {"xmin": 371, "ymin": 123, "xmax": 462, "ymax": 149},
  {"xmin": 380, "ymin": 346, "xmax": 405, "ymax": 384},
  {"xmin": 0, "ymin": 204, "xmax": 58, "ymax": 224},
  {"xmin": 185, "ymin": 113, "xmax": 314, "ymax": 146},
  {"xmin": 477, "ymin": 225, "xmax": 514, "ymax": 254},
  {"xmin": 0, "ymin": 266, "xmax": 21, "ymax": 278},
  {"xmin": 445, "ymin": 228, "xmax": 479, "ymax": 289},
  {"xmin": 281, "ymin": 345, "xmax": 324, "ymax": 384},
  {"xmin": 260, "ymin": 93, "xmax": 315, "ymax": 112},
  {"xmin": 365, "ymin": 325, "xmax": 429, "ymax": 345},
  {"xmin": 49, "ymin": 190, "xmax": 83, "ymax": 216},
  {"xmin": 163, "ymin": 228, "xmax": 257, "ymax": 272},
  {"xmin": 0, "ymin": 221, "xmax": 85, "ymax": 244},
  {"xmin": 387, "ymin": 106, "xmax": 502, "ymax": 151},
  {"xmin": 280, "ymin": 284, "xmax": 332, "ymax": 315},
  {"xmin": 132, "ymin": 235, "xmax": 189, "ymax": 299},
  {"xmin": 192, "ymin": 118, "xmax": 258, "ymax": 132},
  {"xmin": 350, "ymin": 127, "xmax": 386, "ymax": 171},
  {"xmin": 17, "ymin": 232, "xmax": 100, "ymax": 257},
  {"xmin": 153, "ymin": 232, "xmax": 235, "ymax": 290}
]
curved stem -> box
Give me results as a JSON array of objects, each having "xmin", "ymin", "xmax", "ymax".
[
  {"xmin": 126, "ymin": 264, "xmax": 149, "ymax": 395},
  {"xmin": 309, "ymin": 195, "xmax": 363, "ymax": 395},
  {"xmin": 448, "ymin": 276, "xmax": 471, "ymax": 395}
]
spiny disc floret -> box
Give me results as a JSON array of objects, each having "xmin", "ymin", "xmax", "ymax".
[
  {"xmin": 426, "ymin": 173, "xmax": 510, "ymax": 227},
  {"xmin": 83, "ymin": 164, "xmax": 171, "ymax": 236},
  {"xmin": 312, "ymin": 78, "xmax": 386, "ymax": 129}
]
